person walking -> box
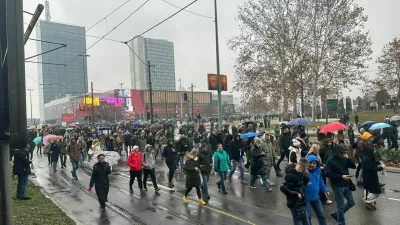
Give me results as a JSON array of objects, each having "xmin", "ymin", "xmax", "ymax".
[
  {"xmin": 308, "ymin": 143, "xmax": 332, "ymax": 204},
  {"xmin": 228, "ymin": 134, "xmax": 246, "ymax": 184},
  {"xmin": 198, "ymin": 143, "xmax": 212, "ymax": 199},
  {"xmin": 183, "ymin": 149, "xmax": 206, "ymax": 205},
  {"xmin": 77, "ymin": 136, "xmax": 87, "ymax": 168},
  {"xmin": 127, "ymin": 145, "xmax": 144, "ymax": 195},
  {"xmin": 50, "ymin": 140, "xmax": 60, "ymax": 172},
  {"xmin": 280, "ymin": 158, "xmax": 310, "ymax": 225},
  {"xmin": 163, "ymin": 140, "xmax": 178, "ymax": 190},
  {"xmin": 67, "ymin": 138, "xmax": 80, "ymax": 180},
  {"xmin": 258, "ymin": 133, "xmax": 277, "ymax": 186},
  {"xmin": 362, "ymin": 145, "xmax": 384, "ymax": 207},
  {"xmin": 142, "ymin": 144, "xmax": 160, "ymax": 192},
  {"xmin": 13, "ymin": 148, "xmax": 32, "ymax": 200},
  {"xmin": 277, "ymin": 125, "xmax": 292, "ymax": 170},
  {"xmin": 326, "ymin": 144, "xmax": 356, "ymax": 224},
  {"xmin": 58, "ymin": 139, "xmax": 68, "ymax": 168},
  {"xmin": 88, "ymin": 153, "xmax": 111, "ymax": 212},
  {"xmin": 249, "ymin": 138, "xmax": 272, "ymax": 191},
  {"xmin": 305, "ymin": 155, "xmax": 329, "ymax": 225},
  {"xmin": 213, "ymin": 144, "xmax": 231, "ymax": 194}
]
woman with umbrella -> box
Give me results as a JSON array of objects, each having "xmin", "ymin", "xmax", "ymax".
[{"xmin": 88, "ymin": 153, "xmax": 111, "ymax": 212}]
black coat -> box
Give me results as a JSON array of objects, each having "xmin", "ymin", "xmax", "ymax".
[
  {"xmin": 209, "ymin": 134, "xmax": 218, "ymax": 151},
  {"xmin": 184, "ymin": 158, "xmax": 201, "ymax": 188},
  {"xmin": 229, "ymin": 139, "xmax": 243, "ymax": 161},
  {"xmin": 250, "ymin": 144, "xmax": 266, "ymax": 176},
  {"xmin": 89, "ymin": 162, "xmax": 111, "ymax": 203},
  {"xmin": 362, "ymin": 145, "xmax": 383, "ymax": 194},
  {"xmin": 50, "ymin": 143, "xmax": 60, "ymax": 162},
  {"xmin": 198, "ymin": 149, "xmax": 212, "ymax": 175},
  {"xmin": 13, "ymin": 150, "xmax": 31, "ymax": 176},
  {"xmin": 280, "ymin": 164, "xmax": 308, "ymax": 209},
  {"xmin": 279, "ymin": 133, "xmax": 292, "ymax": 153},
  {"xmin": 163, "ymin": 144, "xmax": 177, "ymax": 167},
  {"xmin": 326, "ymin": 154, "xmax": 356, "ymax": 187},
  {"xmin": 176, "ymin": 138, "xmax": 189, "ymax": 153}
]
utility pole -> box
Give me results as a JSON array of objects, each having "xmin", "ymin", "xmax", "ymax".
[
  {"xmin": 119, "ymin": 82, "xmax": 124, "ymax": 90},
  {"xmin": 165, "ymin": 90, "xmax": 168, "ymax": 119},
  {"xmin": 179, "ymin": 78, "xmax": 182, "ymax": 119},
  {"xmin": 77, "ymin": 54, "xmax": 89, "ymax": 125},
  {"xmin": 300, "ymin": 73, "xmax": 304, "ymax": 118},
  {"xmin": 214, "ymin": 0, "xmax": 223, "ymax": 130},
  {"xmin": 191, "ymin": 83, "xmax": 194, "ymax": 120},
  {"xmin": 91, "ymin": 82, "xmax": 95, "ymax": 127},
  {"xmin": 147, "ymin": 61, "xmax": 154, "ymax": 124},
  {"xmin": 27, "ymin": 88, "xmax": 34, "ymax": 125}
]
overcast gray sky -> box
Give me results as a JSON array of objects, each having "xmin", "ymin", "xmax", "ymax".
[{"xmin": 23, "ymin": 0, "xmax": 400, "ymax": 118}]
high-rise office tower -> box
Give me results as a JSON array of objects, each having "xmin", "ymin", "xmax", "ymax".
[
  {"xmin": 128, "ymin": 36, "xmax": 176, "ymax": 91},
  {"xmin": 36, "ymin": 20, "xmax": 87, "ymax": 122}
]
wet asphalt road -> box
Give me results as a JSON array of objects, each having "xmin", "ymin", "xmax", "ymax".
[{"xmin": 30, "ymin": 149, "xmax": 400, "ymax": 225}]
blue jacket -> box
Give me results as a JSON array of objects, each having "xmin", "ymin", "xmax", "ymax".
[{"xmin": 305, "ymin": 155, "xmax": 328, "ymax": 201}]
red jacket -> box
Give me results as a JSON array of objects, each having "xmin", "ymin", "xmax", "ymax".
[{"xmin": 127, "ymin": 151, "xmax": 142, "ymax": 171}]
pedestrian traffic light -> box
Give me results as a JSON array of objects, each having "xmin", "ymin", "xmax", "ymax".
[
  {"xmin": 146, "ymin": 112, "xmax": 150, "ymax": 121},
  {"xmin": 184, "ymin": 93, "xmax": 188, "ymax": 101}
]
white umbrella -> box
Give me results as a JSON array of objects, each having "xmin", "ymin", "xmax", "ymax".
[{"xmin": 390, "ymin": 115, "xmax": 400, "ymax": 122}]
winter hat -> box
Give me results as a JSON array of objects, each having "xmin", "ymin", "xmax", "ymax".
[
  {"xmin": 361, "ymin": 132, "xmax": 372, "ymax": 141},
  {"xmin": 97, "ymin": 153, "xmax": 105, "ymax": 158},
  {"xmin": 307, "ymin": 155, "xmax": 319, "ymax": 163},
  {"xmin": 254, "ymin": 137, "xmax": 262, "ymax": 145},
  {"xmin": 300, "ymin": 133, "xmax": 307, "ymax": 139},
  {"xmin": 145, "ymin": 144, "xmax": 153, "ymax": 150},
  {"xmin": 133, "ymin": 145, "xmax": 139, "ymax": 150},
  {"xmin": 292, "ymin": 139, "xmax": 301, "ymax": 147}
]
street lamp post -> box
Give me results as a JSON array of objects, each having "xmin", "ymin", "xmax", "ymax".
[
  {"xmin": 214, "ymin": 0, "xmax": 223, "ymax": 130},
  {"xmin": 27, "ymin": 88, "xmax": 34, "ymax": 125},
  {"xmin": 77, "ymin": 54, "xmax": 90, "ymax": 124}
]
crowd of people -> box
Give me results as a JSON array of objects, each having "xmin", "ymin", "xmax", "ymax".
[{"xmin": 12, "ymin": 117, "xmax": 398, "ymax": 224}]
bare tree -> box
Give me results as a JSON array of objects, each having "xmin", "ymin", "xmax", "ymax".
[{"xmin": 375, "ymin": 37, "xmax": 400, "ymax": 112}]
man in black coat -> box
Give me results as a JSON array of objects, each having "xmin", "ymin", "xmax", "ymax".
[
  {"xmin": 198, "ymin": 144, "xmax": 213, "ymax": 199},
  {"xmin": 89, "ymin": 154, "xmax": 111, "ymax": 211},
  {"xmin": 326, "ymin": 144, "xmax": 356, "ymax": 223},
  {"xmin": 277, "ymin": 126, "xmax": 292, "ymax": 171},
  {"xmin": 362, "ymin": 145, "xmax": 384, "ymax": 203},
  {"xmin": 13, "ymin": 148, "xmax": 32, "ymax": 200},
  {"xmin": 208, "ymin": 130, "xmax": 218, "ymax": 154}
]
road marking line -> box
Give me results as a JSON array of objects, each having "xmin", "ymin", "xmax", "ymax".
[
  {"xmin": 117, "ymin": 173, "xmax": 256, "ymax": 225},
  {"xmin": 382, "ymin": 197, "xmax": 400, "ymax": 202}
]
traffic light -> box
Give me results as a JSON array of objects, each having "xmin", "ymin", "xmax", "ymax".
[
  {"xmin": 146, "ymin": 112, "xmax": 150, "ymax": 120},
  {"xmin": 196, "ymin": 108, "xmax": 200, "ymax": 119},
  {"xmin": 184, "ymin": 93, "xmax": 188, "ymax": 101}
]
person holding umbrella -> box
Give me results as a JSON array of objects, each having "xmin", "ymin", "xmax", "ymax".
[{"xmin": 88, "ymin": 153, "xmax": 111, "ymax": 212}]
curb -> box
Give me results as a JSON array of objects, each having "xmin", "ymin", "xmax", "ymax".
[
  {"xmin": 29, "ymin": 176, "xmax": 84, "ymax": 225},
  {"xmin": 385, "ymin": 167, "xmax": 400, "ymax": 173}
]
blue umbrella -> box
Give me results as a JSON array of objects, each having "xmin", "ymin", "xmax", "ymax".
[
  {"xmin": 240, "ymin": 132, "xmax": 259, "ymax": 139},
  {"xmin": 288, "ymin": 118, "xmax": 313, "ymax": 126},
  {"xmin": 132, "ymin": 122, "xmax": 140, "ymax": 127},
  {"xmin": 360, "ymin": 121, "xmax": 375, "ymax": 127},
  {"xmin": 33, "ymin": 137, "xmax": 42, "ymax": 145},
  {"xmin": 369, "ymin": 123, "xmax": 391, "ymax": 130}
]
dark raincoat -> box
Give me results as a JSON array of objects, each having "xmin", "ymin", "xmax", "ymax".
[
  {"xmin": 184, "ymin": 156, "xmax": 201, "ymax": 189},
  {"xmin": 249, "ymin": 144, "xmax": 266, "ymax": 176},
  {"xmin": 362, "ymin": 145, "xmax": 383, "ymax": 194},
  {"xmin": 89, "ymin": 162, "xmax": 111, "ymax": 204}
]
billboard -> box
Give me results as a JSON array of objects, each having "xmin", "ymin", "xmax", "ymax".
[
  {"xmin": 114, "ymin": 89, "xmax": 131, "ymax": 98},
  {"xmin": 62, "ymin": 114, "xmax": 74, "ymax": 122},
  {"xmin": 207, "ymin": 74, "xmax": 227, "ymax": 91}
]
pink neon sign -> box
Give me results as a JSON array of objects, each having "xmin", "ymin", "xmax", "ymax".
[{"xmin": 100, "ymin": 97, "xmax": 125, "ymax": 106}]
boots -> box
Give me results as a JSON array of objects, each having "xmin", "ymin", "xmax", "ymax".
[{"xmin": 222, "ymin": 189, "xmax": 228, "ymax": 195}]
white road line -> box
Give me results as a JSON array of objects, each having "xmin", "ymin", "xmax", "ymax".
[{"xmin": 382, "ymin": 197, "xmax": 400, "ymax": 202}]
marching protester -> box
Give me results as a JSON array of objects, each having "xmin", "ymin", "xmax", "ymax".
[
  {"xmin": 13, "ymin": 147, "xmax": 32, "ymax": 200},
  {"xmin": 280, "ymin": 157, "xmax": 310, "ymax": 225},
  {"xmin": 305, "ymin": 155, "xmax": 329, "ymax": 225},
  {"xmin": 142, "ymin": 144, "xmax": 160, "ymax": 192},
  {"xmin": 50, "ymin": 140, "xmax": 60, "ymax": 172},
  {"xmin": 259, "ymin": 132, "xmax": 277, "ymax": 186},
  {"xmin": 249, "ymin": 138, "xmax": 272, "ymax": 191},
  {"xmin": 361, "ymin": 144, "xmax": 384, "ymax": 208},
  {"xmin": 163, "ymin": 139, "xmax": 178, "ymax": 189},
  {"xmin": 77, "ymin": 136, "xmax": 87, "ymax": 168},
  {"xmin": 58, "ymin": 138, "xmax": 68, "ymax": 168},
  {"xmin": 277, "ymin": 125, "xmax": 292, "ymax": 171},
  {"xmin": 198, "ymin": 143, "xmax": 212, "ymax": 199},
  {"xmin": 213, "ymin": 144, "xmax": 231, "ymax": 194},
  {"xmin": 183, "ymin": 149, "xmax": 206, "ymax": 205},
  {"xmin": 326, "ymin": 144, "xmax": 356, "ymax": 224},
  {"xmin": 88, "ymin": 153, "xmax": 112, "ymax": 212},
  {"xmin": 127, "ymin": 146, "xmax": 144, "ymax": 195},
  {"xmin": 228, "ymin": 133, "xmax": 246, "ymax": 184},
  {"xmin": 67, "ymin": 138, "xmax": 80, "ymax": 180}
]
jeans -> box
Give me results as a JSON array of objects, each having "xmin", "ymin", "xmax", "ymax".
[
  {"xmin": 52, "ymin": 161, "xmax": 58, "ymax": 171},
  {"xmin": 306, "ymin": 197, "xmax": 326, "ymax": 225},
  {"xmin": 176, "ymin": 153, "xmax": 186, "ymax": 169},
  {"xmin": 80, "ymin": 152, "xmax": 85, "ymax": 168},
  {"xmin": 60, "ymin": 154, "xmax": 67, "ymax": 167},
  {"xmin": 250, "ymin": 175, "xmax": 270, "ymax": 189},
  {"xmin": 16, "ymin": 174, "xmax": 29, "ymax": 198},
  {"xmin": 332, "ymin": 186, "xmax": 355, "ymax": 225},
  {"xmin": 143, "ymin": 169, "xmax": 158, "ymax": 189},
  {"xmin": 201, "ymin": 174, "xmax": 209, "ymax": 195},
  {"xmin": 71, "ymin": 162, "xmax": 79, "ymax": 178},
  {"xmin": 228, "ymin": 159, "xmax": 244, "ymax": 180},
  {"xmin": 290, "ymin": 207, "xmax": 310, "ymax": 225},
  {"xmin": 217, "ymin": 171, "xmax": 227, "ymax": 190}
]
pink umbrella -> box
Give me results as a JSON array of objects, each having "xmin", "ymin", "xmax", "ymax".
[
  {"xmin": 43, "ymin": 135, "xmax": 63, "ymax": 145},
  {"xmin": 319, "ymin": 122, "xmax": 347, "ymax": 133}
]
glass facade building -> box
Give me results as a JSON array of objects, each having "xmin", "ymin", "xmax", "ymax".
[
  {"xmin": 128, "ymin": 36, "xmax": 176, "ymax": 91},
  {"xmin": 36, "ymin": 20, "xmax": 87, "ymax": 122}
]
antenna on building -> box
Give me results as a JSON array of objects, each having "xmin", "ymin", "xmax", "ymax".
[{"xmin": 45, "ymin": 0, "xmax": 51, "ymax": 21}]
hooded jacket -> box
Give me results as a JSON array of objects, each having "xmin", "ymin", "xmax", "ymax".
[
  {"xmin": 127, "ymin": 150, "xmax": 142, "ymax": 171},
  {"xmin": 198, "ymin": 147, "xmax": 213, "ymax": 175},
  {"xmin": 162, "ymin": 140, "xmax": 177, "ymax": 166},
  {"xmin": 184, "ymin": 154, "xmax": 201, "ymax": 188},
  {"xmin": 228, "ymin": 134, "xmax": 243, "ymax": 161},
  {"xmin": 326, "ymin": 145, "xmax": 356, "ymax": 187},
  {"xmin": 279, "ymin": 132, "xmax": 292, "ymax": 153},
  {"xmin": 305, "ymin": 155, "xmax": 328, "ymax": 201},
  {"xmin": 280, "ymin": 164, "xmax": 309, "ymax": 209},
  {"xmin": 362, "ymin": 145, "xmax": 383, "ymax": 194},
  {"xmin": 142, "ymin": 145, "xmax": 156, "ymax": 170},
  {"xmin": 257, "ymin": 135, "xmax": 276, "ymax": 167},
  {"xmin": 213, "ymin": 150, "xmax": 231, "ymax": 172}
]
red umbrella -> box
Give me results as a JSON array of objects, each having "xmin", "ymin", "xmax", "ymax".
[{"xmin": 319, "ymin": 122, "xmax": 347, "ymax": 133}]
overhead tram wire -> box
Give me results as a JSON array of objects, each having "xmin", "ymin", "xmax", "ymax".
[
  {"xmin": 161, "ymin": 0, "xmax": 213, "ymax": 19},
  {"xmin": 65, "ymin": 0, "xmax": 151, "ymax": 67},
  {"xmin": 125, "ymin": 0, "xmax": 199, "ymax": 43}
]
